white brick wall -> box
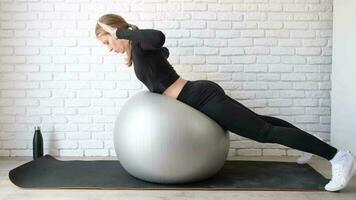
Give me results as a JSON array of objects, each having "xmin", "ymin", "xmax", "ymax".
[{"xmin": 0, "ymin": 0, "xmax": 334, "ymax": 158}]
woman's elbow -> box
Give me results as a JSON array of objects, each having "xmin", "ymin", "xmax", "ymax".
[{"xmin": 155, "ymin": 31, "xmax": 165, "ymax": 49}]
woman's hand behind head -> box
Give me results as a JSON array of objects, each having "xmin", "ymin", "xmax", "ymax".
[{"xmin": 97, "ymin": 21, "xmax": 118, "ymax": 40}]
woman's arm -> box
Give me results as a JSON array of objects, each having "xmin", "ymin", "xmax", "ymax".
[{"xmin": 116, "ymin": 29, "xmax": 166, "ymax": 50}]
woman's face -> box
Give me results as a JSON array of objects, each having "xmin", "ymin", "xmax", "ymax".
[{"xmin": 98, "ymin": 34, "xmax": 129, "ymax": 54}]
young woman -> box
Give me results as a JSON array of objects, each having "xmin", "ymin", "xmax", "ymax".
[{"xmin": 95, "ymin": 13, "xmax": 355, "ymax": 192}]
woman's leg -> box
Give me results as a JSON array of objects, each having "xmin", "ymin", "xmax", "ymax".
[
  {"xmin": 223, "ymin": 95, "xmax": 320, "ymax": 163},
  {"xmin": 199, "ymin": 93, "xmax": 338, "ymax": 161},
  {"xmin": 224, "ymin": 96, "xmax": 300, "ymax": 129}
]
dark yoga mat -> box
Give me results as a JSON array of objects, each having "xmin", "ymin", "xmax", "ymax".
[{"xmin": 9, "ymin": 154, "xmax": 329, "ymax": 191}]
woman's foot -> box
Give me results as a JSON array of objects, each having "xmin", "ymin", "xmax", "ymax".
[
  {"xmin": 325, "ymin": 150, "xmax": 356, "ymax": 192},
  {"xmin": 297, "ymin": 151, "xmax": 313, "ymax": 164}
]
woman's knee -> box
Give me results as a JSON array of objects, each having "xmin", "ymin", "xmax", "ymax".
[{"xmin": 253, "ymin": 123, "xmax": 275, "ymax": 143}]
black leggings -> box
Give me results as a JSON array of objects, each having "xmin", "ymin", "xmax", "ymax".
[{"xmin": 176, "ymin": 80, "xmax": 338, "ymax": 160}]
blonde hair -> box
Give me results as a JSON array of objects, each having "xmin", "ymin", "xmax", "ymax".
[{"xmin": 95, "ymin": 13, "xmax": 139, "ymax": 67}]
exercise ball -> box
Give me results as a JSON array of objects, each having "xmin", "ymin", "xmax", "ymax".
[{"xmin": 113, "ymin": 91, "xmax": 230, "ymax": 184}]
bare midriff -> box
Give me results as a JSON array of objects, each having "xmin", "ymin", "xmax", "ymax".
[{"xmin": 162, "ymin": 77, "xmax": 188, "ymax": 99}]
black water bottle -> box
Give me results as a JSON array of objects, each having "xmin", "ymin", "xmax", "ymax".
[{"xmin": 33, "ymin": 126, "xmax": 43, "ymax": 159}]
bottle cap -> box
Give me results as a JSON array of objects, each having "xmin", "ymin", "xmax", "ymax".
[{"xmin": 34, "ymin": 126, "xmax": 41, "ymax": 131}]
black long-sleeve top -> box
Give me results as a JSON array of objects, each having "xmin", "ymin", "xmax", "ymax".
[{"xmin": 116, "ymin": 28, "xmax": 180, "ymax": 94}]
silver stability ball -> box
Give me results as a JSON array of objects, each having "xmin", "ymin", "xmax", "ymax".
[{"xmin": 113, "ymin": 91, "xmax": 230, "ymax": 184}]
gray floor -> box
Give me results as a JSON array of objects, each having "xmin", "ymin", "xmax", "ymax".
[{"xmin": 0, "ymin": 155, "xmax": 355, "ymax": 200}]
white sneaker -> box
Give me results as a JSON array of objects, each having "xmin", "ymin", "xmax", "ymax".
[
  {"xmin": 297, "ymin": 151, "xmax": 313, "ymax": 164},
  {"xmin": 324, "ymin": 150, "xmax": 356, "ymax": 192}
]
